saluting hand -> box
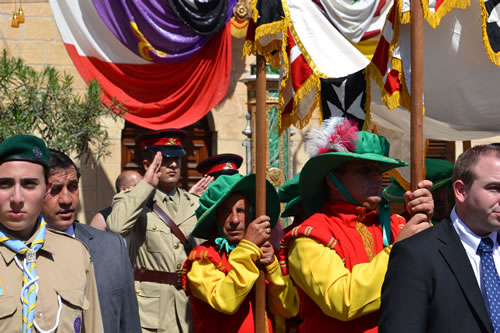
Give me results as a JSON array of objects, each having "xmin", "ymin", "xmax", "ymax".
[
  {"xmin": 189, "ymin": 175, "xmax": 215, "ymax": 196},
  {"xmin": 143, "ymin": 152, "xmax": 163, "ymax": 188},
  {"xmin": 243, "ymin": 215, "xmax": 271, "ymax": 247}
]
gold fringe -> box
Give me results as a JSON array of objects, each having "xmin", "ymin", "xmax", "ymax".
[
  {"xmin": 278, "ymin": 20, "xmax": 290, "ymax": 133},
  {"xmin": 421, "ymin": 0, "xmax": 470, "ymax": 29},
  {"xmin": 398, "ymin": 0, "xmax": 470, "ymax": 28},
  {"xmin": 480, "ymin": 0, "xmax": 500, "ymax": 66},
  {"xmin": 242, "ymin": 39, "xmax": 255, "ymax": 59},
  {"xmin": 282, "ymin": 1, "xmax": 328, "ymax": 77},
  {"xmin": 277, "ymin": 2, "xmax": 325, "ymax": 133},
  {"xmin": 254, "ymin": 20, "xmax": 285, "ymax": 68},
  {"xmin": 251, "ymin": 0, "xmax": 258, "ymax": 24}
]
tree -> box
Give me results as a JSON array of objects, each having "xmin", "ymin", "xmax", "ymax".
[{"xmin": 0, "ymin": 50, "xmax": 124, "ymax": 162}]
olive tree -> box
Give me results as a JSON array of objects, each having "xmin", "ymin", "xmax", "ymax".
[{"xmin": 0, "ymin": 50, "xmax": 124, "ymax": 162}]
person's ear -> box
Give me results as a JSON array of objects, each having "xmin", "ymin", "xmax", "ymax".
[
  {"xmin": 453, "ymin": 180, "xmax": 467, "ymax": 204},
  {"xmin": 143, "ymin": 159, "xmax": 150, "ymax": 171}
]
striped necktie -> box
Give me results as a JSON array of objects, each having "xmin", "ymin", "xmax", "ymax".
[
  {"xmin": 0, "ymin": 218, "xmax": 47, "ymax": 333},
  {"xmin": 478, "ymin": 237, "xmax": 500, "ymax": 332}
]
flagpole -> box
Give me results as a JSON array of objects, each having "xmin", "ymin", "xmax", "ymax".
[
  {"xmin": 254, "ymin": 54, "xmax": 267, "ymax": 333},
  {"xmin": 410, "ymin": 0, "xmax": 424, "ymax": 190}
]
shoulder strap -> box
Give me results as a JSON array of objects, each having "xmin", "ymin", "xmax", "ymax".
[{"xmin": 152, "ymin": 202, "xmax": 189, "ymax": 247}]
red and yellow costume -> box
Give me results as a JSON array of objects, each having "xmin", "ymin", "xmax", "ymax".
[
  {"xmin": 279, "ymin": 200, "xmax": 405, "ymax": 332},
  {"xmin": 183, "ymin": 239, "xmax": 299, "ymax": 333}
]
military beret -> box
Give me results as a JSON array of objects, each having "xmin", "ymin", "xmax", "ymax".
[{"xmin": 0, "ymin": 134, "xmax": 50, "ymax": 167}]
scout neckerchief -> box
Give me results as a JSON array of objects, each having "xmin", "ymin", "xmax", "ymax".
[
  {"xmin": 328, "ymin": 172, "xmax": 391, "ymax": 247},
  {"xmin": 0, "ymin": 217, "xmax": 46, "ymax": 333}
]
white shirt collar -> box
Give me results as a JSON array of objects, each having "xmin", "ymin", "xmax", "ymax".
[{"xmin": 451, "ymin": 206, "xmax": 498, "ymax": 253}]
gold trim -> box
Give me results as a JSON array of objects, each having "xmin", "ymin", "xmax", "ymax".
[
  {"xmin": 480, "ymin": 0, "xmax": 500, "ymax": 66},
  {"xmin": 355, "ymin": 220, "xmax": 376, "ymax": 262}
]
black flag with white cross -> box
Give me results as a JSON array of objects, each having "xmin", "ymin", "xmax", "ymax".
[
  {"xmin": 320, "ymin": 68, "xmax": 367, "ymax": 129},
  {"xmin": 484, "ymin": 0, "xmax": 500, "ymax": 52}
]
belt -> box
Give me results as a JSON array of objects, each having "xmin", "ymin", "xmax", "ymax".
[{"xmin": 134, "ymin": 268, "xmax": 182, "ymax": 289}]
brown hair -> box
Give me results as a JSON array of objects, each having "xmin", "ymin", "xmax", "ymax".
[{"xmin": 452, "ymin": 144, "xmax": 500, "ymax": 188}]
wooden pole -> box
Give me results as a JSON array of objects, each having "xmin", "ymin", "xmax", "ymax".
[
  {"xmin": 410, "ymin": 0, "xmax": 424, "ymax": 190},
  {"xmin": 254, "ymin": 54, "xmax": 267, "ymax": 333}
]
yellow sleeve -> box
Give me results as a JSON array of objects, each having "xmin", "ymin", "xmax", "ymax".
[
  {"xmin": 187, "ymin": 240, "xmax": 262, "ymax": 314},
  {"xmin": 288, "ymin": 237, "xmax": 392, "ymax": 321},
  {"xmin": 265, "ymin": 257, "xmax": 300, "ymax": 318}
]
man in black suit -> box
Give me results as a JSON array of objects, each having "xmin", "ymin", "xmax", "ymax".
[
  {"xmin": 42, "ymin": 149, "xmax": 141, "ymax": 333},
  {"xmin": 380, "ymin": 144, "xmax": 500, "ymax": 333}
]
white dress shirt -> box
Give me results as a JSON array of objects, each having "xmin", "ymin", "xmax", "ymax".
[{"xmin": 451, "ymin": 207, "xmax": 500, "ymax": 298}]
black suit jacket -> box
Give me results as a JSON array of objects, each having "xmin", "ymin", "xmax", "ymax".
[
  {"xmin": 379, "ymin": 218, "xmax": 493, "ymax": 333},
  {"xmin": 74, "ymin": 222, "xmax": 141, "ymax": 333}
]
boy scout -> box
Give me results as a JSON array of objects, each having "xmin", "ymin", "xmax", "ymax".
[
  {"xmin": 107, "ymin": 129, "xmax": 199, "ymax": 333},
  {"xmin": 0, "ymin": 134, "xmax": 103, "ymax": 333}
]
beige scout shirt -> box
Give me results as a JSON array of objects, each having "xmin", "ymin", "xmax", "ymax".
[
  {"xmin": 107, "ymin": 180, "xmax": 199, "ymax": 333},
  {"xmin": 0, "ymin": 228, "xmax": 104, "ymax": 333}
]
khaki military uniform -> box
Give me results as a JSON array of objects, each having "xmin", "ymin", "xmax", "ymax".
[
  {"xmin": 0, "ymin": 228, "xmax": 103, "ymax": 333},
  {"xmin": 107, "ymin": 180, "xmax": 199, "ymax": 333}
]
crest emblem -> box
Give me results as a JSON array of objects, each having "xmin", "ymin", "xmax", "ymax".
[
  {"xmin": 33, "ymin": 146, "xmax": 42, "ymax": 158},
  {"xmin": 166, "ymin": 138, "xmax": 177, "ymax": 145},
  {"xmin": 223, "ymin": 162, "xmax": 233, "ymax": 170}
]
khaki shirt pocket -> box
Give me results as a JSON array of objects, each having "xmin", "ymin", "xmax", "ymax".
[
  {"xmin": 145, "ymin": 228, "xmax": 165, "ymax": 253},
  {"xmin": 0, "ymin": 296, "xmax": 18, "ymax": 331},
  {"xmin": 55, "ymin": 289, "xmax": 89, "ymax": 332},
  {"xmin": 135, "ymin": 281, "xmax": 160, "ymax": 329}
]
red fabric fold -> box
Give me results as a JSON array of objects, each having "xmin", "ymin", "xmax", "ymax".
[{"xmin": 65, "ymin": 23, "xmax": 232, "ymax": 129}]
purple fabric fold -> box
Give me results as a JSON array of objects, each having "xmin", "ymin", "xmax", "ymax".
[{"xmin": 92, "ymin": 0, "xmax": 235, "ymax": 64}]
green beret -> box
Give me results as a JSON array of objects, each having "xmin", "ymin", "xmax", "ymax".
[{"xmin": 0, "ymin": 134, "xmax": 49, "ymax": 167}]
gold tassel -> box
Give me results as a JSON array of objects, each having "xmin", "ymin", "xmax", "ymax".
[
  {"xmin": 11, "ymin": 12, "xmax": 19, "ymax": 28},
  {"xmin": 18, "ymin": 7, "xmax": 24, "ymax": 24}
]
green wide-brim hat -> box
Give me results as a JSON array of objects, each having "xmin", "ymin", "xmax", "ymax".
[
  {"xmin": 382, "ymin": 158, "xmax": 454, "ymax": 202},
  {"xmin": 192, "ymin": 174, "xmax": 280, "ymax": 239},
  {"xmin": 300, "ymin": 131, "xmax": 407, "ymax": 214},
  {"xmin": 282, "ymin": 196, "xmax": 301, "ymax": 218},
  {"xmin": 279, "ymin": 172, "xmax": 301, "ymax": 218}
]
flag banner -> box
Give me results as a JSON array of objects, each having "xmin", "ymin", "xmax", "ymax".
[
  {"xmin": 278, "ymin": 0, "xmax": 370, "ymax": 134},
  {"xmin": 317, "ymin": 0, "xmax": 393, "ymax": 58},
  {"xmin": 369, "ymin": 0, "xmax": 500, "ymax": 135},
  {"xmin": 92, "ymin": 0, "xmax": 235, "ymax": 64},
  {"xmin": 397, "ymin": 0, "xmax": 470, "ymax": 28},
  {"xmin": 167, "ymin": 0, "xmax": 234, "ymax": 35},
  {"xmin": 320, "ymin": 69, "xmax": 368, "ymax": 129},
  {"xmin": 367, "ymin": 6, "xmax": 410, "ymax": 113},
  {"xmin": 480, "ymin": 0, "xmax": 500, "ymax": 65},
  {"xmin": 279, "ymin": 28, "xmax": 319, "ymax": 134},
  {"xmin": 50, "ymin": 0, "xmax": 232, "ymax": 129},
  {"xmin": 243, "ymin": 0, "xmax": 285, "ymax": 68}
]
